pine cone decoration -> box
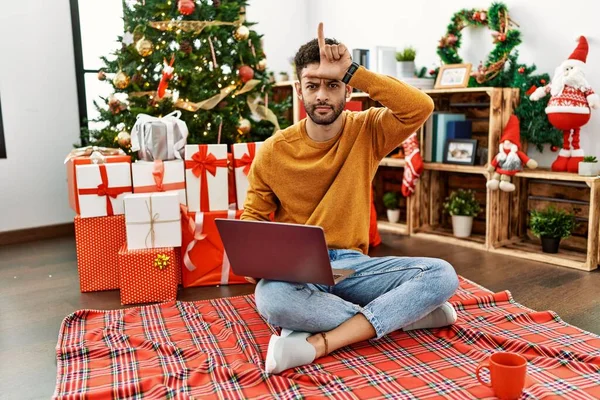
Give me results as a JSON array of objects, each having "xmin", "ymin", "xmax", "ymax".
[
  {"xmin": 180, "ymin": 40, "xmax": 192, "ymax": 55},
  {"xmin": 132, "ymin": 73, "xmax": 144, "ymax": 86}
]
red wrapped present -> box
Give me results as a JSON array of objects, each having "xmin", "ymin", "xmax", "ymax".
[
  {"xmin": 65, "ymin": 148, "xmax": 131, "ymax": 214},
  {"xmin": 118, "ymin": 244, "xmax": 180, "ymax": 305},
  {"xmin": 74, "ymin": 215, "xmax": 126, "ymax": 292},
  {"xmin": 180, "ymin": 207, "xmax": 246, "ymax": 287}
]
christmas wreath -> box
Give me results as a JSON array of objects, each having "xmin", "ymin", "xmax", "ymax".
[
  {"xmin": 436, "ymin": 2, "xmax": 562, "ymax": 151},
  {"xmin": 437, "ymin": 3, "xmax": 520, "ymax": 85}
]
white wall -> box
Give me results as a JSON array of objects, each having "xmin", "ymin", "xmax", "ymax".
[
  {"xmin": 0, "ymin": 0, "xmax": 80, "ymax": 232},
  {"xmin": 301, "ymin": 0, "xmax": 600, "ymax": 167}
]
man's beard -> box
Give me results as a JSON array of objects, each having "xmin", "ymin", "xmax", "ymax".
[
  {"xmin": 304, "ymin": 100, "xmax": 345, "ymax": 125},
  {"xmin": 551, "ymin": 66, "xmax": 590, "ymax": 96}
]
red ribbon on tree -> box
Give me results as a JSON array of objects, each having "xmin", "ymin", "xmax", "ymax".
[
  {"xmin": 185, "ymin": 146, "xmax": 228, "ymax": 211},
  {"xmin": 78, "ymin": 164, "xmax": 130, "ymax": 215},
  {"xmin": 233, "ymin": 143, "xmax": 256, "ymax": 176},
  {"xmin": 157, "ymin": 56, "xmax": 175, "ymax": 99}
]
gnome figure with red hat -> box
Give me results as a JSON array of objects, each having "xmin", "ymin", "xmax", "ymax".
[
  {"xmin": 487, "ymin": 115, "xmax": 538, "ymax": 192},
  {"xmin": 530, "ymin": 36, "xmax": 600, "ymax": 172}
]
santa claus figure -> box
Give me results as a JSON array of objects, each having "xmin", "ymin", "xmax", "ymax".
[
  {"xmin": 487, "ymin": 115, "xmax": 538, "ymax": 192},
  {"xmin": 530, "ymin": 36, "xmax": 599, "ymax": 172}
]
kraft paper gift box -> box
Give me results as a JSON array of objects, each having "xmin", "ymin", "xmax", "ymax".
[
  {"xmin": 232, "ymin": 142, "xmax": 263, "ymax": 209},
  {"xmin": 180, "ymin": 208, "xmax": 246, "ymax": 287},
  {"xmin": 74, "ymin": 215, "xmax": 126, "ymax": 292},
  {"xmin": 184, "ymin": 144, "xmax": 229, "ymax": 212},
  {"xmin": 130, "ymin": 111, "xmax": 188, "ymax": 161},
  {"xmin": 118, "ymin": 244, "xmax": 180, "ymax": 305},
  {"xmin": 65, "ymin": 149, "xmax": 131, "ymax": 214},
  {"xmin": 132, "ymin": 160, "xmax": 186, "ymax": 205},
  {"xmin": 124, "ymin": 192, "xmax": 182, "ymax": 250},
  {"xmin": 76, "ymin": 163, "xmax": 132, "ymax": 218}
]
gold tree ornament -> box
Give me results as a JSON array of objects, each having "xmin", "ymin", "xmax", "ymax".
[
  {"xmin": 237, "ymin": 118, "xmax": 251, "ymax": 134},
  {"xmin": 135, "ymin": 37, "xmax": 154, "ymax": 57},
  {"xmin": 256, "ymin": 59, "xmax": 267, "ymax": 71},
  {"xmin": 234, "ymin": 25, "xmax": 250, "ymax": 41},
  {"xmin": 116, "ymin": 130, "xmax": 131, "ymax": 147},
  {"xmin": 113, "ymin": 71, "xmax": 131, "ymax": 89}
]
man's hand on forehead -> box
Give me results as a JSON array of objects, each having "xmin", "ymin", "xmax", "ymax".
[{"xmin": 305, "ymin": 22, "xmax": 352, "ymax": 81}]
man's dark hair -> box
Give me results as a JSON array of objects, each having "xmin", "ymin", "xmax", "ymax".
[{"xmin": 294, "ymin": 38, "xmax": 339, "ymax": 79}]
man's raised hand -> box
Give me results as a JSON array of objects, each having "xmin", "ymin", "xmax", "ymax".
[{"xmin": 309, "ymin": 22, "xmax": 352, "ymax": 81}]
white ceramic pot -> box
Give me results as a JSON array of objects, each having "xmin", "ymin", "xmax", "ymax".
[
  {"xmin": 578, "ymin": 161, "xmax": 599, "ymax": 177},
  {"xmin": 387, "ymin": 209, "xmax": 400, "ymax": 223},
  {"xmin": 397, "ymin": 61, "xmax": 416, "ymax": 78},
  {"xmin": 451, "ymin": 215, "xmax": 474, "ymax": 238}
]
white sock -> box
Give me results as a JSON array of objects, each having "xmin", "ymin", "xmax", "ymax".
[
  {"xmin": 402, "ymin": 302, "xmax": 457, "ymax": 331},
  {"xmin": 265, "ymin": 331, "xmax": 316, "ymax": 375}
]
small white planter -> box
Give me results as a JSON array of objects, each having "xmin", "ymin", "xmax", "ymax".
[
  {"xmin": 397, "ymin": 61, "xmax": 416, "ymax": 78},
  {"xmin": 578, "ymin": 161, "xmax": 599, "ymax": 177},
  {"xmin": 451, "ymin": 215, "xmax": 474, "ymax": 238},
  {"xmin": 387, "ymin": 209, "xmax": 400, "ymax": 223}
]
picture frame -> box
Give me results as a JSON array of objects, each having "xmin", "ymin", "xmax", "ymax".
[
  {"xmin": 434, "ymin": 63, "xmax": 472, "ymax": 89},
  {"xmin": 444, "ymin": 139, "xmax": 478, "ymax": 165}
]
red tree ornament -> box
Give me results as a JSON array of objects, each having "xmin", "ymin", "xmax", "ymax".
[
  {"xmin": 178, "ymin": 0, "xmax": 195, "ymax": 15},
  {"xmin": 238, "ymin": 65, "xmax": 254, "ymax": 83},
  {"xmin": 551, "ymin": 145, "xmax": 559, "ymax": 152}
]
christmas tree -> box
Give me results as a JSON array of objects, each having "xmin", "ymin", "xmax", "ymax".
[{"xmin": 85, "ymin": 0, "xmax": 291, "ymax": 151}]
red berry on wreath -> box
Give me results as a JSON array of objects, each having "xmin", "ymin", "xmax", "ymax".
[
  {"xmin": 540, "ymin": 79, "xmax": 546, "ymax": 84},
  {"xmin": 551, "ymin": 145, "xmax": 559, "ymax": 152},
  {"xmin": 518, "ymin": 67, "xmax": 525, "ymax": 74}
]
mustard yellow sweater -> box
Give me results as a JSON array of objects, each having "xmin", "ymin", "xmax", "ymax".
[{"xmin": 241, "ymin": 67, "xmax": 434, "ymax": 253}]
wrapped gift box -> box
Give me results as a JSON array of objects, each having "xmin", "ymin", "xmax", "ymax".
[
  {"xmin": 232, "ymin": 142, "xmax": 263, "ymax": 209},
  {"xmin": 184, "ymin": 144, "xmax": 229, "ymax": 212},
  {"xmin": 180, "ymin": 208, "xmax": 246, "ymax": 287},
  {"xmin": 76, "ymin": 163, "xmax": 132, "ymax": 218},
  {"xmin": 132, "ymin": 160, "xmax": 186, "ymax": 205},
  {"xmin": 66, "ymin": 153, "xmax": 131, "ymax": 214},
  {"xmin": 130, "ymin": 111, "xmax": 188, "ymax": 161},
  {"xmin": 74, "ymin": 215, "xmax": 126, "ymax": 292},
  {"xmin": 124, "ymin": 192, "xmax": 182, "ymax": 250},
  {"xmin": 118, "ymin": 244, "xmax": 180, "ymax": 305}
]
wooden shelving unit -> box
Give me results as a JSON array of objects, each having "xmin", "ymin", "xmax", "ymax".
[{"xmin": 273, "ymin": 82, "xmax": 600, "ymax": 271}]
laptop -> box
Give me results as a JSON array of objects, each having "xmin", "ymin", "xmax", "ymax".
[{"xmin": 214, "ymin": 219, "xmax": 354, "ymax": 285}]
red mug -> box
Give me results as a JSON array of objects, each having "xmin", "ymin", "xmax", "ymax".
[{"xmin": 476, "ymin": 352, "xmax": 527, "ymax": 400}]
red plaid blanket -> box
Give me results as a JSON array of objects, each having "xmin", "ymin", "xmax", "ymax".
[{"xmin": 54, "ymin": 277, "xmax": 600, "ymax": 399}]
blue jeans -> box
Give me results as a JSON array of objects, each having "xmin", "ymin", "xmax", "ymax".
[{"xmin": 255, "ymin": 249, "xmax": 459, "ymax": 339}]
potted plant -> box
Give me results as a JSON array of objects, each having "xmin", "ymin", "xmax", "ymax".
[
  {"xmin": 383, "ymin": 192, "xmax": 400, "ymax": 223},
  {"xmin": 278, "ymin": 71, "xmax": 290, "ymax": 82},
  {"xmin": 578, "ymin": 156, "xmax": 599, "ymax": 177},
  {"xmin": 443, "ymin": 189, "xmax": 481, "ymax": 238},
  {"xmin": 530, "ymin": 206, "xmax": 577, "ymax": 253},
  {"xmin": 396, "ymin": 47, "xmax": 416, "ymax": 78}
]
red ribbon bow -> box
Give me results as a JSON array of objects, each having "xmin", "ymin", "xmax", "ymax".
[
  {"xmin": 233, "ymin": 142, "xmax": 256, "ymax": 176},
  {"xmin": 185, "ymin": 146, "xmax": 228, "ymax": 211},
  {"xmin": 78, "ymin": 164, "xmax": 130, "ymax": 215},
  {"xmin": 152, "ymin": 160, "xmax": 165, "ymax": 191}
]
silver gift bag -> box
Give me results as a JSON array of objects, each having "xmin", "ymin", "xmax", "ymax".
[{"xmin": 131, "ymin": 111, "xmax": 189, "ymax": 161}]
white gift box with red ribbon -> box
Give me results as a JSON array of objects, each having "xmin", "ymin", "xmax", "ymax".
[
  {"xmin": 232, "ymin": 142, "xmax": 263, "ymax": 210},
  {"xmin": 184, "ymin": 144, "xmax": 229, "ymax": 212},
  {"xmin": 76, "ymin": 163, "xmax": 132, "ymax": 218},
  {"xmin": 132, "ymin": 160, "xmax": 186, "ymax": 205},
  {"xmin": 124, "ymin": 192, "xmax": 182, "ymax": 250}
]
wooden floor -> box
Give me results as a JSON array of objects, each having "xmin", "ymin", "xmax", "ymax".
[{"xmin": 1, "ymin": 233, "xmax": 599, "ymax": 399}]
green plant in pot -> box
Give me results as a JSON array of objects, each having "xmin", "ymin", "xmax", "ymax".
[
  {"xmin": 578, "ymin": 155, "xmax": 599, "ymax": 177},
  {"xmin": 530, "ymin": 206, "xmax": 577, "ymax": 253},
  {"xmin": 443, "ymin": 189, "xmax": 481, "ymax": 238},
  {"xmin": 396, "ymin": 47, "xmax": 416, "ymax": 79},
  {"xmin": 383, "ymin": 192, "xmax": 400, "ymax": 223}
]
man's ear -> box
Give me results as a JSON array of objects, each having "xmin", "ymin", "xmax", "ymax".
[
  {"xmin": 295, "ymin": 81, "xmax": 303, "ymax": 101},
  {"xmin": 345, "ymin": 84, "xmax": 353, "ymax": 100}
]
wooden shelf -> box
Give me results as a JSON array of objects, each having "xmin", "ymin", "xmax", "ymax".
[
  {"xmin": 377, "ymin": 221, "xmax": 409, "ymax": 235},
  {"xmin": 413, "ymin": 227, "xmax": 487, "ymax": 251},
  {"xmin": 490, "ymin": 240, "xmax": 594, "ymax": 271},
  {"xmin": 423, "ymin": 87, "xmax": 494, "ymax": 95},
  {"xmin": 515, "ymin": 168, "xmax": 600, "ymax": 183},
  {"xmin": 423, "ymin": 163, "xmax": 487, "ymax": 175},
  {"xmin": 379, "ymin": 158, "xmax": 406, "ymax": 168}
]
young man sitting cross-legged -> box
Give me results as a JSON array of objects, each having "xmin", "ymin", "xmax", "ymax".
[{"xmin": 240, "ymin": 23, "xmax": 459, "ymax": 374}]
